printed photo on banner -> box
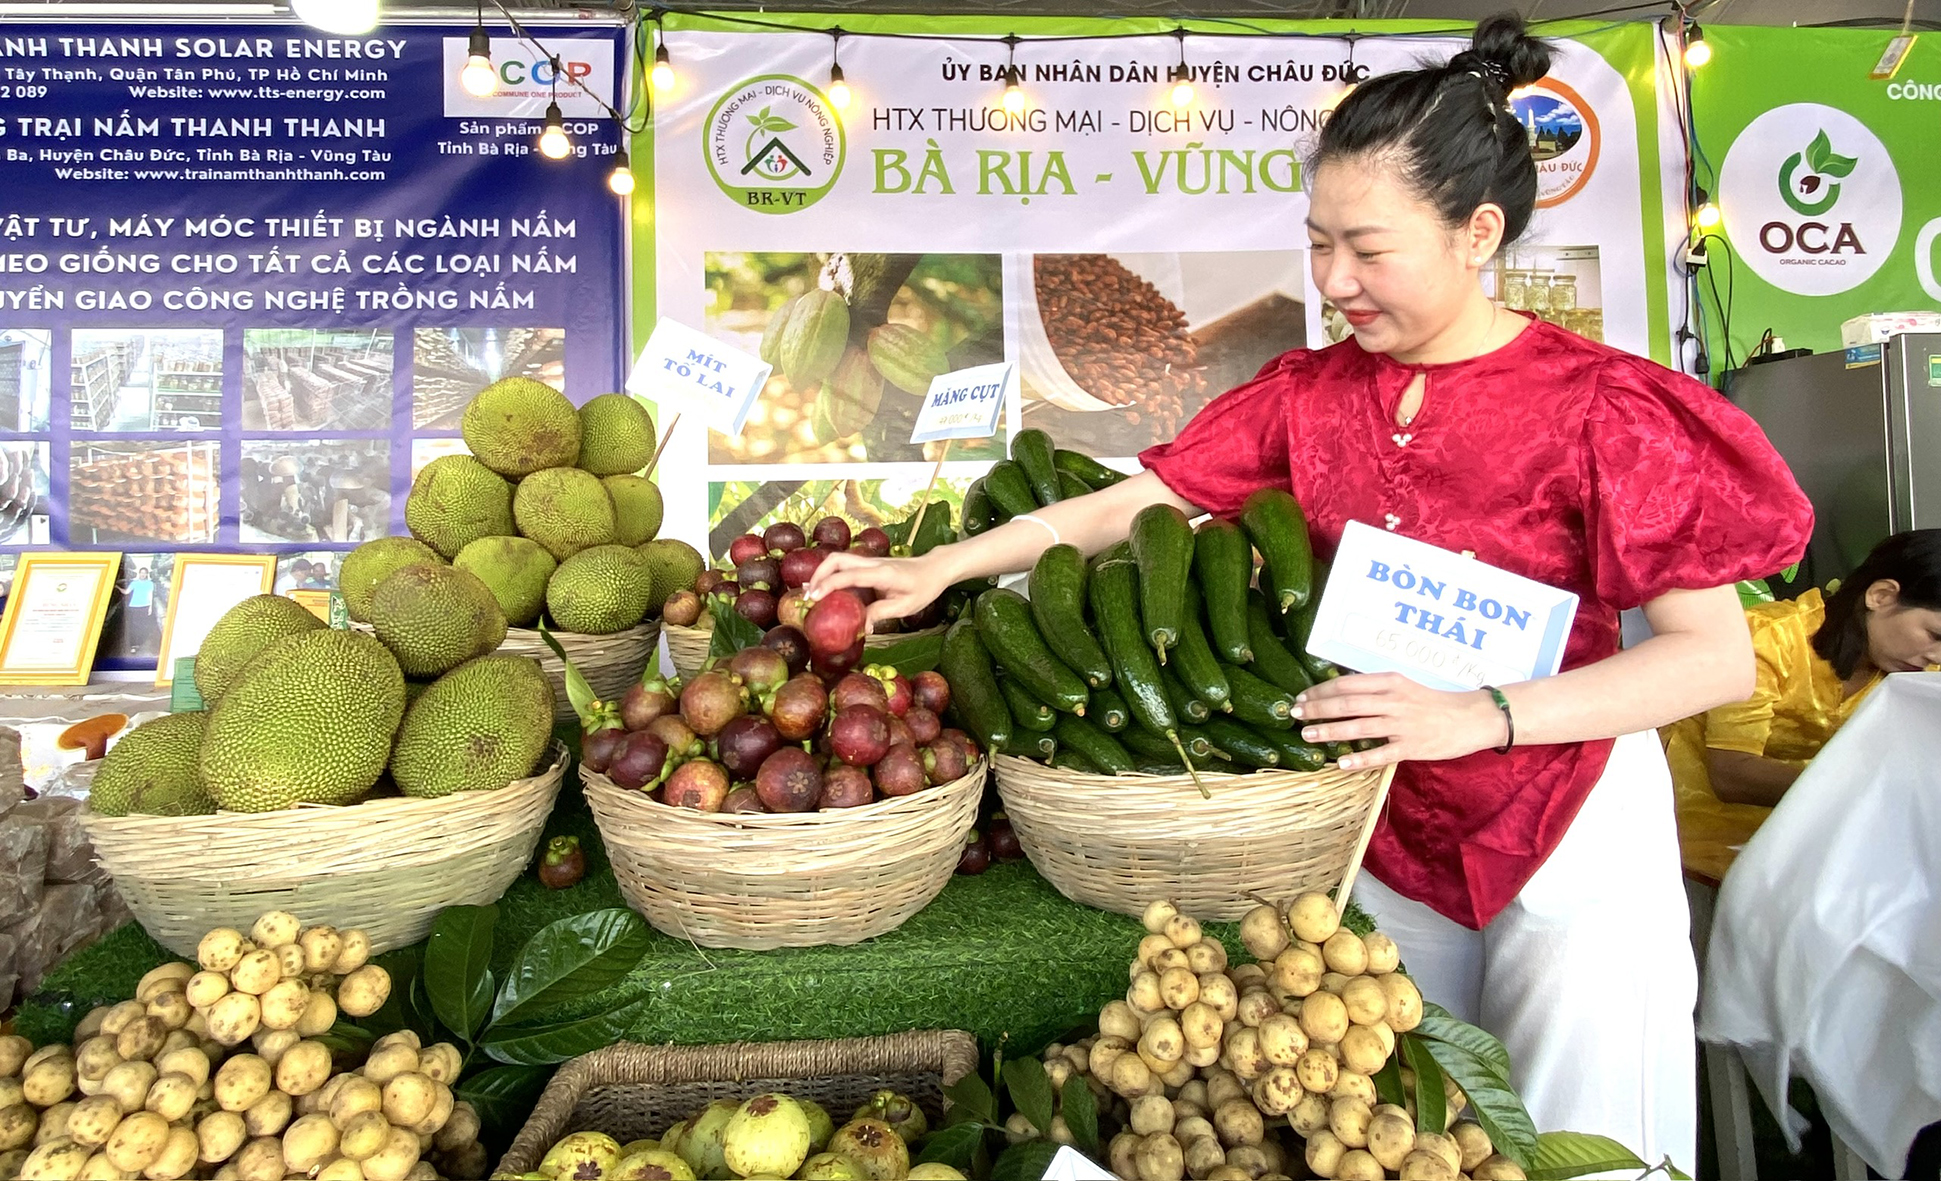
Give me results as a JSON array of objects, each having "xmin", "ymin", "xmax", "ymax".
[
  {"xmin": 709, "ymin": 475, "xmax": 973, "ymax": 570},
  {"xmin": 274, "ymin": 550, "xmax": 346, "ymax": 595},
  {"xmin": 69, "ymin": 440, "xmax": 219, "ymax": 545},
  {"xmin": 1024, "ymin": 251, "xmax": 1305, "ymax": 459},
  {"xmin": 70, "ymin": 329, "xmax": 223, "ymax": 433},
  {"xmin": 1321, "ymin": 244, "xmax": 1604, "ymax": 346},
  {"xmin": 0, "ymin": 443, "xmax": 50, "ymax": 547},
  {"xmin": 101, "ymin": 552, "xmax": 173, "ymax": 665},
  {"xmin": 413, "ymin": 327, "xmax": 566, "ymax": 429},
  {"xmin": 242, "ymin": 329, "xmax": 395, "ymax": 432},
  {"xmin": 0, "ymin": 329, "xmax": 53, "ymax": 433},
  {"xmin": 238, "ymin": 439, "xmax": 390, "ymax": 544},
  {"xmin": 702, "ymin": 252, "xmax": 1005, "ymax": 465}
]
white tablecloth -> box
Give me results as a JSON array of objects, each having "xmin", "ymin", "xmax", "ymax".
[{"xmin": 1699, "ymin": 672, "xmax": 1941, "ymax": 1176}]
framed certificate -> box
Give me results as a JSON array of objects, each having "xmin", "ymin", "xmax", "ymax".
[
  {"xmin": 153, "ymin": 553, "xmax": 280, "ymax": 687},
  {"xmin": 0, "ymin": 551, "xmax": 123, "ymax": 685}
]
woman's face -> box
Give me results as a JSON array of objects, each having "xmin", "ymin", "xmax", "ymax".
[
  {"xmin": 1307, "ymin": 156, "xmax": 1499, "ymax": 358},
  {"xmin": 1863, "ymin": 580, "xmax": 1941, "ymax": 673}
]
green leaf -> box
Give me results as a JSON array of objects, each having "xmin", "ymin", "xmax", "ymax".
[
  {"xmin": 311, "ymin": 1022, "xmax": 374, "ymax": 1056},
  {"xmin": 991, "ymin": 1140, "xmax": 1061, "ymax": 1181},
  {"xmin": 943, "ymin": 1070, "xmax": 997, "ymax": 1126},
  {"xmin": 456, "ymin": 1063, "xmax": 555, "ymax": 1131},
  {"xmin": 1002, "ymin": 1058, "xmax": 1056, "ymax": 1145},
  {"xmin": 1821, "ymin": 151, "xmax": 1858, "ymax": 178},
  {"xmin": 709, "ymin": 595, "xmax": 763, "ymax": 661},
  {"xmin": 362, "ymin": 946, "xmax": 421, "ymax": 1039},
  {"xmin": 424, "ymin": 905, "xmax": 497, "ymax": 1042},
  {"xmin": 1526, "ymin": 1131, "xmax": 1650, "ymax": 1181},
  {"xmin": 1737, "ymin": 579, "xmax": 1774, "ymax": 607},
  {"xmin": 1059, "ymin": 1075, "xmax": 1099, "ymax": 1156},
  {"xmin": 1402, "ymin": 1034, "xmax": 1448, "ymax": 1134},
  {"xmin": 538, "ymin": 623, "xmax": 602, "ymax": 719},
  {"xmin": 1415, "ymin": 1038, "xmax": 1539, "ymax": 1171},
  {"xmin": 917, "ymin": 1121, "xmax": 985, "ymax": 1169},
  {"xmin": 867, "ymin": 631, "xmax": 946, "ymax": 677},
  {"xmin": 491, "ymin": 910, "xmax": 650, "ymax": 1028},
  {"xmin": 1780, "ymin": 563, "xmax": 1800, "ymax": 584},
  {"xmin": 1373, "ymin": 1054, "xmax": 1408, "ymax": 1108},
  {"xmin": 1415, "ymin": 1003, "xmax": 1514, "ymax": 1079},
  {"xmin": 1807, "ymin": 129, "xmax": 1833, "ymax": 172},
  {"xmin": 481, "ymin": 992, "xmax": 658, "ymax": 1065}
]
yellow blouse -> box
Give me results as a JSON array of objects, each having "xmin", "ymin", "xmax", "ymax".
[{"xmin": 1664, "ymin": 588, "xmax": 1882, "ymax": 881}]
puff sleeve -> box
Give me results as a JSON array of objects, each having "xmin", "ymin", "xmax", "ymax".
[{"xmin": 1136, "ymin": 351, "xmax": 1302, "ymax": 518}]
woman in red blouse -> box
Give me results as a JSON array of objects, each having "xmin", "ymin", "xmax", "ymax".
[{"xmin": 810, "ymin": 14, "xmax": 1809, "ymax": 1169}]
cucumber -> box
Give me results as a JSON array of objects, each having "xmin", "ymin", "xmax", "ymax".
[
  {"xmin": 996, "ymin": 674, "xmax": 1056, "ymax": 732},
  {"xmin": 1135, "ymin": 759, "xmax": 1189, "ymax": 776},
  {"xmin": 1088, "ymin": 540, "xmax": 1131, "ymax": 571},
  {"xmin": 1118, "ymin": 724, "xmax": 1176, "ymax": 760},
  {"xmin": 1090, "ymin": 684, "xmax": 1131, "ymax": 732},
  {"xmin": 1198, "ymin": 716, "xmax": 1283, "ymax": 769},
  {"xmin": 1219, "ymin": 660, "xmax": 1299, "ymax": 729},
  {"xmin": 1027, "ymin": 544, "xmax": 1113, "ymax": 690},
  {"xmin": 1174, "ymin": 581, "xmax": 1232, "ymax": 712},
  {"xmin": 1287, "ymin": 557, "xmax": 1334, "ymax": 679},
  {"xmin": 1160, "ymin": 665, "xmax": 1211, "ymax": 724},
  {"xmin": 1054, "ymin": 448, "xmax": 1129, "ymax": 491},
  {"xmin": 974, "ymin": 588, "xmax": 1089, "ymax": 716},
  {"xmin": 984, "ymin": 460, "xmax": 1039, "ymax": 518},
  {"xmin": 1240, "ymin": 487, "xmax": 1314, "ymax": 612},
  {"xmin": 1050, "ymin": 749, "xmax": 1102, "ymax": 775},
  {"xmin": 1257, "ymin": 726, "xmax": 1328, "ymax": 773},
  {"xmin": 1130, "ymin": 503, "xmax": 1194, "ymax": 661},
  {"xmin": 1058, "ymin": 471, "xmax": 1091, "ymax": 501},
  {"xmin": 939, "ymin": 620, "xmax": 1011, "ymax": 752},
  {"xmin": 1087, "ymin": 559, "xmax": 1174, "ymax": 738},
  {"xmin": 962, "ymin": 479, "xmax": 997, "ymax": 538},
  {"xmin": 1172, "ymin": 725, "xmax": 1223, "ymax": 763},
  {"xmin": 1011, "ymin": 428, "xmax": 1063, "ymax": 507},
  {"xmin": 1001, "ymin": 730, "xmax": 1057, "ymax": 760},
  {"xmin": 1053, "ymin": 713, "xmax": 1137, "ymax": 775},
  {"xmin": 1194, "ymin": 519, "xmax": 1255, "ymax": 662},
  {"xmin": 1245, "ymin": 589, "xmax": 1316, "ymax": 696}
]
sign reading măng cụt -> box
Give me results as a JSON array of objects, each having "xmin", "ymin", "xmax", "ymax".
[{"xmin": 910, "ymin": 361, "xmax": 1014, "ymax": 444}]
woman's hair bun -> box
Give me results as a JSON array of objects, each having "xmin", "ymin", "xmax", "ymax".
[{"xmin": 1468, "ymin": 12, "xmax": 1551, "ymax": 90}]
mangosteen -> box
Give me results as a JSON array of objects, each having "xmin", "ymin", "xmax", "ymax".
[
  {"xmin": 663, "ymin": 759, "xmax": 730, "ymax": 811},
  {"xmin": 717, "ymin": 714, "xmax": 783, "ymax": 780},
  {"xmin": 710, "ymin": 580, "xmax": 741, "ymax": 603},
  {"xmin": 695, "ymin": 569, "xmax": 728, "ymax": 596},
  {"xmin": 754, "ymin": 746, "xmax": 822, "ymax": 813},
  {"xmin": 777, "ymin": 588, "xmax": 811, "ymax": 631},
  {"xmin": 661, "ymin": 590, "xmax": 704, "ymax": 627},
  {"xmin": 762, "ymin": 625, "xmax": 811, "ymax": 675},
  {"xmin": 763, "ymin": 521, "xmax": 807, "ymax": 554},
  {"xmin": 608, "ymin": 730, "xmax": 671, "ymax": 791},
  {"xmin": 737, "ymin": 554, "xmax": 783, "ymax": 593},
  {"xmin": 923, "ymin": 737, "xmax": 970, "ymax": 785},
  {"xmin": 722, "ymin": 786, "xmax": 767, "ymax": 815},
  {"xmin": 885, "ymin": 716, "xmax": 915, "ymax": 749},
  {"xmin": 765, "ymin": 673, "xmax": 829, "ymax": 742},
  {"xmin": 911, "ymin": 671, "xmax": 950, "ymax": 715},
  {"xmin": 830, "ymin": 672, "xmax": 889, "ymax": 714},
  {"xmin": 803, "ymin": 589, "xmax": 868, "ymax": 659},
  {"xmin": 728, "ymin": 533, "xmax": 768, "ymax": 565},
  {"xmin": 646, "ymin": 714, "xmax": 704, "ymax": 759},
  {"xmin": 621, "ymin": 679, "xmax": 678, "ymax": 730},
  {"xmin": 852, "ymin": 527, "xmax": 892, "ymax": 557},
  {"xmin": 957, "ymin": 832, "xmax": 990, "ymax": 875},
  {"xmin": 881, "ymin": 673, "xmax": 913, "ymax": 717},
  {"xmin": 987, "ymin": 814, "xmax": 1024, "ymax": 861},
  {"xmin": 779, "ymin": 546, "xmax": 828, "ymax": 590},
  {"xmin": 903, "ymin": 597, "xmax": 948, "ymax": 630},
  {"xmin": 872, "ymin": 743, "xmax": 928, "ymax": 797},
  {"xmin": 538, "ymin": 835, "xmax": 585, "ymax": 889},
  {"xmin": 829, "ymin": 705, "xmax": 892, "ymax": 767},
  {"xmin": 904, "ymin": 706, "xmax": 942, "ymax": 746},
  {"xmin": 818, "ymin": 764, "xmax": 874, "ymax": 809},
  {"xmin": 734, "ymin": 588, "xmax": 780, "ymax": 630},
  {"xmin": 728, "ymin": 646, "xmax": 790, "ymax": 696},
  {"xmin": 811, "ymin": 639, "xmax": 867, "ymax": 682},
  {"xmin": 679, "ymin": 669, "xmax": 747, "ymax": 738},
  {"xmin": 940, "ymin": 727, "xmax": 982, "ymax": 762},
  {"xmin": 580, "ymin": 726, "xmax": 626, "ymax": 774},
  {"xmin": 812, "ymin": 516, "xmax": 852, "ymax": 550}
]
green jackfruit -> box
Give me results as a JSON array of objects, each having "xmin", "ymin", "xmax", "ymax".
[
  {"xmin": 200, "ymin": 630, "xmax": 405, "ymax": 811},
  {"xmin": 390, "ymin": 655, "xmax": 554, "ymax": 798},
  {"xmin": 340, "ymin": 536, "xmax": 443, "ymax": 623},
  {"xmin": 462, "ymin": 377, "xmax": 581, "ymax": 477},
  {"xmin": 370, "ymin": 563, "xmax": 508, "ymax": 677},
  {"xmin": 604, "ymin": 475, "xmax": 664, "ymax": 547},
  {"xmin": 453, "ymin": 536, "xmax": 556, "ymax": 628},
  {"xmin": 546, "ymin": 544, "xmax": 651, "ymax": 634},
  {"xmin": 637, "ymin": 538, "xmax": 705, "ymax": 615},
  {"xmin": 405, "ymin": 455, "xmax": 515, "ymax": 559},
  {"xmin": 578, "ymin": 393, "xmax": 656, "ymax": 476},
  {"xmin": 514, "ymin": 467, "xmax": 616, "ymax": 561},
  {"xmin": 192, "ymin": 594, "xmax": 325, "ymax": 705},
  {"xmin": 88, "ymin": 712, "xmax": 214, "ymax": 817}
]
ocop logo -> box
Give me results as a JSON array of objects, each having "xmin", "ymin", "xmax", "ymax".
[
  {"xmin": 1508, "ymin": 80, "xmax": 1599, "ymax": 208},
  {"xmin": 706, "ymin": 75, "xmax": 845, "ymax": 214},
  {"xmin": 1719, "ymin": 104, "xmax": 1901, "ymax": 296}
]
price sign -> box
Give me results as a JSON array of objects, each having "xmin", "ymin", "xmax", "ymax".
[
  {"xmin": 910, "ymin": 361, "xmax": 1013, "ymax": 444},
  {"xmin": 626, "ymin": 317, "xmax": 773, "ymax": 437}
]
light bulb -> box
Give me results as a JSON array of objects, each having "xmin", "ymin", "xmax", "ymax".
[
  {"xmin": 1695, "ymin": 201, "xmax": 1722, "ymax": 229},
  {"xmin": 538, "ymin": 102, "xmax": 571, "ymax": 159},
  {"xmin": 460, "ymin": 27, "xmax": 496, "ymax": 97},
  {"xmin": 652, "ymin": 44, "xmax": 674, "ymax": 92},
  {"xmin": 290, "ymin": 0, "xmax": 378, "ymax": 36},
  {"xmin": 1002, "ymin": 78, "xmax": 1025, "ymax": 114},
  {"xmin": 1170, "ymin": 79, "xmax": 1194, "ymax": 108},
  {"xmin": 829, "ymin": 64, "xmax": 850, "ymax": 111},
  {"xmin": 608, "ymin": 150, "xmax": 635, "ymax": 196},
  {"xmin": 1684, "ymin": 28, "xmax": 1712, "ymax": 68}
]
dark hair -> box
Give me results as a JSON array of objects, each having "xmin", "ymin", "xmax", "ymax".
[
  {"xmin": 1313, "ymin": 13, "xmax": 1552, "ymax": 242},
  {"xmin": 1812, "ymin": 529, "xmax": 1941, "ymax": 679}
]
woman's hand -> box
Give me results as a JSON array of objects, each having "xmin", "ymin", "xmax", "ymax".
[
  {"xmin": 805, "ymin": 549, "xmax": 953, "ymax": 631},
  {"xmin": 1292, "ymin": 672, "xmax": 1510, "ymax": 771}
]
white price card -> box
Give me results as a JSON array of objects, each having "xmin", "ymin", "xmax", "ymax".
[
  {"xmin": 1305, "ymin": 520, "xmax": 1578, "ymax": 692},
  {"xmin": 910, "ymin": 361, "xmax": 1014, "ymax": 444},
  {"xmin": 626, "ymin": 317, "xmax": 773, "ymax": 438},
  {"xmin": 1040, "ymin": 1146, "xmax": 1115, "ymax": 1181}
]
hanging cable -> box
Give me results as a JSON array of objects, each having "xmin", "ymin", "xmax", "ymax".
[
  {"xmin": 652, "ymin": 12, "xmax": 676, "ymax": 93},
  {"xmin": 1002, "ymin": 34, "xmax": 1025, "ymax": 114},
  {"xmin": 460, "ymin": 0, "xmax": 497, "ymax": 98},
  {"xmin": 538, "ymin": 58, "xmax": 572, "ymax": 159},
  {"xmin": 1169, "ymin": 29, "xmax": 1194, "ymax": 109},
  {"xmin": 828, "ymin": 28, "xmax": 851, "ymax": 111}
]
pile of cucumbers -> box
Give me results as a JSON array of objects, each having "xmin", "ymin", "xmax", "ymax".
[
  {"xmin": 960, "ymin": 428, "xmax": 1129, "ymax": 537},
  {"xmin": 941, "ymin": 475, "xmax": 1347, "ymax": 787}
]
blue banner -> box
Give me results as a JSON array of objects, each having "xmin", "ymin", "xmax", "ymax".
[{"xmin": 0, "ymin": 19, "xmax": 629, "ymax": 668}]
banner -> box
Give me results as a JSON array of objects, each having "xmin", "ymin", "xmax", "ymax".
[
  {"xmin": 647, "ymin": 21, "xmax": 1662, "ymax": 556},
  {"xmin": 1692, "ymin": 27, "xmax": 1941, "ymax": 361},
  {"xmin": 0, "ymin": 19, "xmax": 629, "ymax": 668}
]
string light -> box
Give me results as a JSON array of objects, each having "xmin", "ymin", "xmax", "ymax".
[
  {"xmin": 652, "ymin": 21, "xmax": 675, "ymax": 93},
  {"xmin": 608, "ymin": 148, "xmax": 635, "ymax": 196},
  {"xmin": 1684, "ymin": 23, "xmax": 1712, "ymax": 68},
  {"xmin": 460, "ymin": 22, "xmax": 497, "ymax": 98},
  {"xmin": 290, "ymin": 0, "xmax": 378, "ymax": 36},
  {"xmin": 1001, "ymin": 34, "xmax": 1025, "ymax": 114},
  {"xmin": 1169, "ymin": 29, "xmax": 1194, "ymax": 109},
  {"xmin": 539, "ymin": 100, "xmax": 571, "ymax": 159},
  {"xmin": 1694, "ymin": 189, "xmax": 1722, "ymax": 230},
  {"xmin": 828, "ymin": 31, "xmax": 850, "ymax": 111}
]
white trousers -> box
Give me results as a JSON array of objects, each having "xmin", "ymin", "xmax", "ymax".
[{"xmin": 1352, "ymin": 730, "xmax": 1698, "ymax": 1177}]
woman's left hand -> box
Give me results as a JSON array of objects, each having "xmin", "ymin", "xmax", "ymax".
[{"xmin": 1292, "ymin": 672, "xmax": 1510, "ymax": 770}]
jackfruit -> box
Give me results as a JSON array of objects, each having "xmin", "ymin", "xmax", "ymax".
[
  {"xmin": 193, "ymin": 594, "xmax": 326, "ymax": 705},
  {"xmin": 88, "ymin": 711, "xmax": 214, "ymax": 817},
  {"xmin": 638, "ymin": 538, "xmax": 705, "ymax": 615},
  {"xmin": 405, "ymin": 455, "xmax": 515, "ymax": 559},
  {"xmin": 546, "ymin": 544, "xmax": 651, "ymax": 634},
  {"xmin": 514, "ymin": 467, "xmax": 616, "ymax": 561},
  {"xmin": 604, "ymin": 475, "xmax": 664, "ymax": 547},
  {"xmin": 199, "ymin": 630, "xmax": 405, "ymax": 811},
  {"xmin": 453, "ymin": 536, "xmax": 556, "ymax": 628},
  {"xmin": 390, "ymin": 655, "xmax": 554, "ymax": 798},
  {"xmin": 369, "ymin": 563, "xmax": 508, "ymax": 677},
  {"xmin": 341, "ymin": 536, "xmax": 443, "ymax": 623},
  {"xmin": 462, "ymin": 377, "xmax": 581, "ymax": 477},
  {"xmin": 577, "ymin": 393, "xmax": 656, "ymax": 476}
]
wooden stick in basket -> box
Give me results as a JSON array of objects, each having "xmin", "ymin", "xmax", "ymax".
[
  {"xmin": 1332, "ymin": 762, "xmax": 1399, "ymax": 918},
  {"xmin": 902, "ymin": 437, "xmax": 952, "ymax": 554},
  {"xmin": 643, "ymin": 412, "xmax": 681, "ymax": 481}
]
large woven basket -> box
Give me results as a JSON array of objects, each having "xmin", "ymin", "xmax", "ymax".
[
  {"xmin": 992, "ymin": 754, "xmax": 1396, "ymax": 921},
  {"xmin": 582, "ymin": 759, "xmax": 986, "ymax": 949},
  {"xmin": 497, "ymin": 1031, "xmax": 981, "ymax": 1176},
  {"xmin": 78, "ymin": 744, "xmax": 569, "ymax": 957},
  {"xmin": 501, "ymin": 622, "xmax": 659, "ymax": 722},
  {"xmin": 665, "ymin": 620, "xmax": 947, "ymax": 680}
]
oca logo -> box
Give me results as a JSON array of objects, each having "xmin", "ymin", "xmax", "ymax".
[{"xmin": 1719, "ymin": 104, "xmax": 1901, "ymax": 296}]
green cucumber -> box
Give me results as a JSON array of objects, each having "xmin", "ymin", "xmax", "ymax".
[
  {"xmin": 974, "ymin": 588, "xmax": 1089, "ymax": 716},
  {"xmin": 1160, "ymin": 665, "xmax": 1211, "ymax": 724},
  {"xmin": 1172, "ymin": 725, "xmax": 1222, "ymax": 763},
  {"xmin": 1027, "ymin": 544, "xmax": 1113, "ymax": 690},
  {"xmin": 1090, "ymin": 684, "xmax": 1131, "ymax": 732},
  {"xmin": 1257, "ymin": 726, "xmax": 1328, "ymax": 773},
  {"xmin": 1174, "ymin": 581, "xmax": 1232, "ymax": 712},
  {"xmin": 1240, "ymin": 488, "xmax": 1314, "ymax": 612},
  {"xmin": 984, "ymin": 461, "xmax": 1039, "ymax": 518},
  {"xmin": 1001, "ymin": 729, "xmax": 1057, "ymax": 760},
  {"xmin": 1135, "ymin": 758, "xmax": 1188, "ymax": 776},
  {"xmin": 1219, "ymin": 660, "xmax": 1299, "ymax": 729},
  {"xmin": 1088, "ymin": 559, "xmax": 1174, "ymax": 739},
  {"xmin": 1052, "ymin": 713, "xmax": 1137, "ymax": 775},
  {"xmin": 995, "ymin": 675, "xmax": 1056, "ymax": 732},
  {"xmin": 939, "ymin": 620, "xmax": 1011, "ymax": 752},
  {"xmin": 1198, "ymin": 716, "xmax": 1283, "ymax": 770},
  {"xmin": 962, "ymin": 479, "xmax": 997, "ymax": 538},
  {"xmin": 1130, "ymin": 503, "xmax": 1194, "ymax": 661},
  {"xmin": 1050, "ymin": 749, "xmax": 1101, "ymax": 775},
  {"xmin": 1011, "ymin": 428, "xmax": 1063, "ymax": 506},
  {"xmin": 1125, "ymin": 723, "xmax": 1219, "ymax": 766},
  {"xmin": 1194, "ymin": 518, "xmax": 1255, "ymax": 663},
  {"xmin": 1088, "ymin": 540, "xmax": 1131, "ymax": 571},
  {"xmin": 1287, "ymin": 557, "xmax": 1334, "ymax": 679},
  {"xmin": 1245, "ymin": 589, "xmax": 1316, "ymax": 697},
  {"xmin": 1054, "ymin": 448, "xmax": 1129, "ymax": 491},
  {"xmin": 1059, "ymin": 471, "xmax": 1091, "ymax": 501}
]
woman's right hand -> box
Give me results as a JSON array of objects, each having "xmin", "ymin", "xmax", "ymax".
[{"xmin": 805, "ymin": 549, "xmax": 954, "ymax": 630}]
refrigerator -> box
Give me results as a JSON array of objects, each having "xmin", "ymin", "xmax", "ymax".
[{"xmin": 1727, "ymin": 333, "xmax": 1941, "ymax": 590}]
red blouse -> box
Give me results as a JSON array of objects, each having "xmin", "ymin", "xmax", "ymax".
[{"xmin": 1140, "ymin": 316, "xmax": 1812, "ymax": 929}]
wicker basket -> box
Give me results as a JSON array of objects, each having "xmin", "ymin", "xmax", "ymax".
[
  {"xmin": 77, "ymin": 744, "xmax": 569, "ymax": 958},
  {"xmin": 582, "ymin": 759, "xmax": 986, "ymax": 950},
  {"xmin": 501, "ymin": 622, "xmax": 660, "ymax": 722},
  {"xmin": 992, "ymin": 754, "xmax": 1397, "ymax": 921},
  {"xmin": 498, "ymin": 1031, "xmax": 981, "ymax": 1176},
  {"xmin": 665, "ymin": 620, "xmax": 948, "ymax": 680}
]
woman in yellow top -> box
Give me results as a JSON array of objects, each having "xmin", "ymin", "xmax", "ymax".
[{"xmin": 1667, "ymin": 529, "xmax": 1941, "ymax": 878}]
